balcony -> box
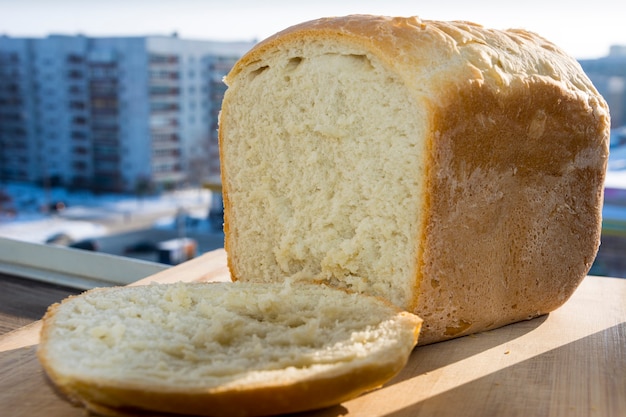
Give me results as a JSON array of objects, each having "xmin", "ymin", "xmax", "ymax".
[
  {"xmin": 149, "ymin": 85, "xmax": 180, "ymax": 96},
  {"xmin": 66, "ymin": 69, "xmax": 84, "ymax": 80},
  {"xmin": 89, "ymin": 80, "xmax": 118, "ymax": 96},
  {"xmin": 150, "ymin": 101, "xmax": 179, "ymax": 113},
  {"xmin": 71, "ymin": 145, "xmax": 89, "ymax": 156},
  {"xmin": 70, "ymin": 130, "xmax": 89, "ymax": 140},
  {"xmin": 68, "ymin": 100, "xmax": 87, "ymax": 110},
  {"xmin": 90, "ymin": 116, "xmax": 119, "ymax": 130},
  {"xmin": 71, "ymin": 116, "xmax": 88, "ymax": 125},
  {"xmin": 149, "ymin": 54, "xmax": 179, "ymax": 65},
  {"xmin": 66, "ymin": 54, "xmax": 84, "ymax": 65},
  {"xmin": 151, "ymin": 132, "xmax": 180, "ymax": 144},
  {"xmin": 149, "ymin": 71, "xmax": 180, "ymax": 84},
  {"xmin": 149, "ymin": 114, "xmax": 179, "ymax": 128}
]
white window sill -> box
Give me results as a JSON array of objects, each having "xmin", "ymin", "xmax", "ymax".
[{"xmin": 0, "ymin": 237, "xmax": 169, "ymax": 290}]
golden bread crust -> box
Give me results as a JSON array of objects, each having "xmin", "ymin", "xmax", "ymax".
[
  {"xmin": 419, "ymin": 81, "xmax": 608, "ymax": 343},
  {"xmin": 55, "ymin": 358, "xmax": 408, "ymax": 417}
]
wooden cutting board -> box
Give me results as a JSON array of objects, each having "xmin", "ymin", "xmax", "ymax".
[{"xmin": 1, "ymin": 248, "xmax": 625, "ymax": 417}]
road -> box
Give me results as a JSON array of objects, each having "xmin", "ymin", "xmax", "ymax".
[{"xmin": 67, "ymin": 200, "xmax": 225, "ymax": 263}]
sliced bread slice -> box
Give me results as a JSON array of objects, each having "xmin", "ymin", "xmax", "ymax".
[{"xmin": 38, "ymin": 281, "xmax": 422, "ymax": 416}]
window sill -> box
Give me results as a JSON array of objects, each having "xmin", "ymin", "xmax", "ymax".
[{"xmin": 0, "ymin": 237, "xmax": 169, "ymax": 290}]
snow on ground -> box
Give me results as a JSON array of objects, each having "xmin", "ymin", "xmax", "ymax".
[
  {"xmin": 0, "ymin": 217, "xmax": 108, "ymax": 244},
  {"xmin": 0, "ymin": 183, "xmax": 213, "ymax": 244},
  {"xmin": 605, "ymin": 169, "xmax": 626, "ymax": 189}
]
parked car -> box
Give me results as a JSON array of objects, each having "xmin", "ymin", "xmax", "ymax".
[
  {"xmin": 47, "ymin": 201, "xmax": 67, "ymax": 213},
  {"xmin": 124, "ymin": 240, "xmax": 158, "ymax": 254},
  {"xmin": 157, "ymin": 238, "xmax": 197, "ymax": 265},
  {"xmin": 69, "ymin": 239, "xmax": 99, "ymax": 251},
  {"xmin": 45, "ymin": 233, "xmax": 74, "ymax": 246}
]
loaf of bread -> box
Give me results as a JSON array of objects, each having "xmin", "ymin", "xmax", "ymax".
[
  {"xmin": 219, "ymin": 15, "xmax": 610, "ymax": 344},
  {"xmin": 38, "ymin": 281, "xmax": 422, "ymax": 416}
]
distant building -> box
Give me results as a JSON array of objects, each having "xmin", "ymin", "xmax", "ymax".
[
  {"xmin": 0, "ymin": 34, "xmax": 254, "ymax": 192},
  {"xmin": 579, "ymin": 46, "xmax": 626, "ymax": 130}
]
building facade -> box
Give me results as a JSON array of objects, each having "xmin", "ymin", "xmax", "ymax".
[
  {"xmin": 0, "ymin": 35, "xmax": 253, "ymax": 192},
  {"xmin": 579, "ymin": 45, "xmax": 626, "ymax": 131}
]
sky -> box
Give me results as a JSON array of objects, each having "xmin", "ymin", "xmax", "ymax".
[{"xmin": 1, "ymin": 0, "xmax": 625, "ymax": 60}]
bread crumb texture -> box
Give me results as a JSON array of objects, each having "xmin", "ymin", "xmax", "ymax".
[
  {"xmin": 38, "ymin": 281, "xmax": 421, "ymax": 416},
  {"xmin": 221, "ymin": 23, "xmax": 426, "ymax": 311}
]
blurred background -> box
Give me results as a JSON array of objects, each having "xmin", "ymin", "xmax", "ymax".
[{"xmin": 1, "ymin": 0, "xmax": 626, "ymax": 275}]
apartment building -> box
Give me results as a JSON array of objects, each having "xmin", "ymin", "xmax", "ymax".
[
  {"xmin": 0, "ymin": 35, "xmax": 254, "ymax": 192},
  {"xmin": 579, "ymin": 45, "xmax": 626, "ymax": 130}
]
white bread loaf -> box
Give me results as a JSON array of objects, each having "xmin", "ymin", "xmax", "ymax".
[
  {"xmin": 219, "ymin": 15, "xmax": 610, "ymax": 344},
  {"xmin": 38, "ymin": 281, "xmax": 422, "ymax": 417}
]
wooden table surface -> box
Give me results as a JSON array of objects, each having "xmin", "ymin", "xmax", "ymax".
[
  {"xmin": 1, "ymin": 248, "xmax": 625, "ymax": 417},
  {"xmin": 0, "ymin": 272, "xmax": 83, "ymax": 335}
]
